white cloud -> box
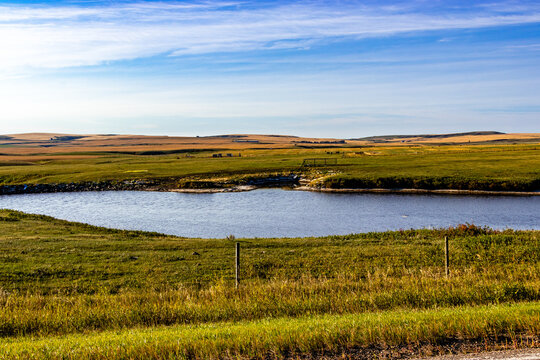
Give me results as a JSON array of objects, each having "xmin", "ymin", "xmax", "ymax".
[{"xmin": 0, "ymin": 1, "xmax": 540, "ymax": 71}]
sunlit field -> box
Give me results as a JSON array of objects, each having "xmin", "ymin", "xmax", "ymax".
[{"xmin": 0, "ymin": 143, "xmax": 538, "ymax": 193}]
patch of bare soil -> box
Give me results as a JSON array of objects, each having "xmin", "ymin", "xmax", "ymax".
[{"xmin": 281, "ymin": 336, "xmax": 540, "ymax": 360}]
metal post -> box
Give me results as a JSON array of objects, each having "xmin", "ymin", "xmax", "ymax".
[
  {"xmin": 445, "ymin": 236, "xmax": 450, "ymax": 277},
  {"xmin": 235, "ymin": 242, "xmax": 240, "ymax": 288}
]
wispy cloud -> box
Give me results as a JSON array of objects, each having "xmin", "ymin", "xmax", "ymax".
[
  {"xmin": 505, "ymin": 43, "xmax": 540, "ymax": 50},
  {"xmin": 1, "ymin": 1, "xmax": 540, "ymax": 70}
]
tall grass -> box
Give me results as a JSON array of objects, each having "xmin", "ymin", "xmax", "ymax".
[
  {"xmin": 2, "ymin": 302, "xmax": 539, "ymax": 359},
  {"xmin": 0, "ymin": 271, "xmax": 539, "ymax": 338}
]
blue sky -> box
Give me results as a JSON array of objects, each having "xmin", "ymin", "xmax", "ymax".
[{"xmin": 0, "ymin": 0, "xmax": 539, "ymax": 137}]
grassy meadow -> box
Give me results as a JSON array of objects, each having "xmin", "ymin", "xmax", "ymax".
[
  {"xmin": 0, "ymin": 143, "xmax": 538, "ymax": 192},
  {"xmin": 0, "ymin": 209, "xmax": 539, "ymax": 358},
  {"xmin": 0, "ymin": 138, "xmax": 539, "ymax": 358}
]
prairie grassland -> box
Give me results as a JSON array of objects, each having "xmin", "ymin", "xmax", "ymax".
[
  {"xmin": 0, "ymin": 210, "xmax": 539, "ymax": 358},
  {"xmin": 0, "ymin": 144, "xmax": 538, "ymax": 192}
]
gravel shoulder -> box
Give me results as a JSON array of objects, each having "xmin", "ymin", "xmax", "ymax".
[{"xmin": 421, "ymin": 348, "xmax": 540, "ymax": 360}]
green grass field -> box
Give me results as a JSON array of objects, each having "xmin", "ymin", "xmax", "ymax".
[
  {"xmin": 0, "ymin": 143, "xmax": 539, "ymax": 191},
  {"xmin": 0, "ymin": 210, "xmax": 539, "ymax": 358},
  {"xmin": 3, "ymin": 303, "xmax": 539, "ymax": 360}
]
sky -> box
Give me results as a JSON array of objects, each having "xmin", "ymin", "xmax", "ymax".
[{"xmin": 0, "ymin": 0, "xmax": 539, "ymax": 137}]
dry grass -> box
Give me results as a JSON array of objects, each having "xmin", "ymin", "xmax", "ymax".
[
  {"xmin": 0, "ymin": 133, "xmax": 355, "ymax": 155},
  {"xmin": 1, "ymin": 133, "xmax": 538, "ymax": 158}
]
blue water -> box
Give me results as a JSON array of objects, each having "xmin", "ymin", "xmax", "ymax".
[{"xmin": 0, "ymin": 190, "xmax": 538, "ymax": 238}]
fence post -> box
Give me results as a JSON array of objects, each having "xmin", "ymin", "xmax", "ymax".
[
  {"xmin": 444, "ymin": 236, "xmax": 450, "ymax": 277},
  {"xmin": 235, "ymin": 242, "xmax": 240, "ymax": 288}
]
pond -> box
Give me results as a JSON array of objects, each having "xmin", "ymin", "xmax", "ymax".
[{"xmin": 0, "ymin": 189, "xmax": 538, "ymax": 238}]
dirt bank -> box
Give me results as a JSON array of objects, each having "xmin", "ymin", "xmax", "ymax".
[
  {"xmin": 0, "ymin": 176, "xmax": 538, "ymax": 196},
  {"xmin": 296, "ymin": 186, "xmax": 540, "ymax": 196}
]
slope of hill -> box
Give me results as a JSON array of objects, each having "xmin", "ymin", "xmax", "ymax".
[
  {"xmin": 0, "ymin": 132, "xmax": 539, "ymax": 158},
  {"xmin": 352, "ymin": 131, "xmax": 540, "ymax": 144}
]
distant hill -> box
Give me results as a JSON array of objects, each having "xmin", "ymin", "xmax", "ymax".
[
  {"xmin": 349, "ymin": 131, "xmax": 540, "ymax": 144},
  {"xmin": 352, "ymin": 131, "xmax": 505, "ymax": 141},
  {"xmin": 0, "ymin": 132, "xmax": 538, "ymax": 160}
]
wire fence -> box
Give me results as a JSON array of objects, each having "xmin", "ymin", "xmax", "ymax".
[
  {"xmin": 1, "ymin": 231, "xmax": 536, "ymax": 292},
  {"xmin": 156, "ymin": 234, "xmax": 538, "ymax": 289}
]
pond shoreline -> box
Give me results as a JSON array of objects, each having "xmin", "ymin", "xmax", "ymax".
[
  {"xmin": 171, "ymin": 185, "xmax": 540, "ymax": 196},
  {"xmin": 295, "ymin": 186, "xmax": 540, "ymax": 196},
  {"xmin": 1, "ymin": 180, "xmax": 539, "ymax": 196},
  {"xmin": 1, "ymin": 187, "xmax": 538, "ymax": 237}
]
